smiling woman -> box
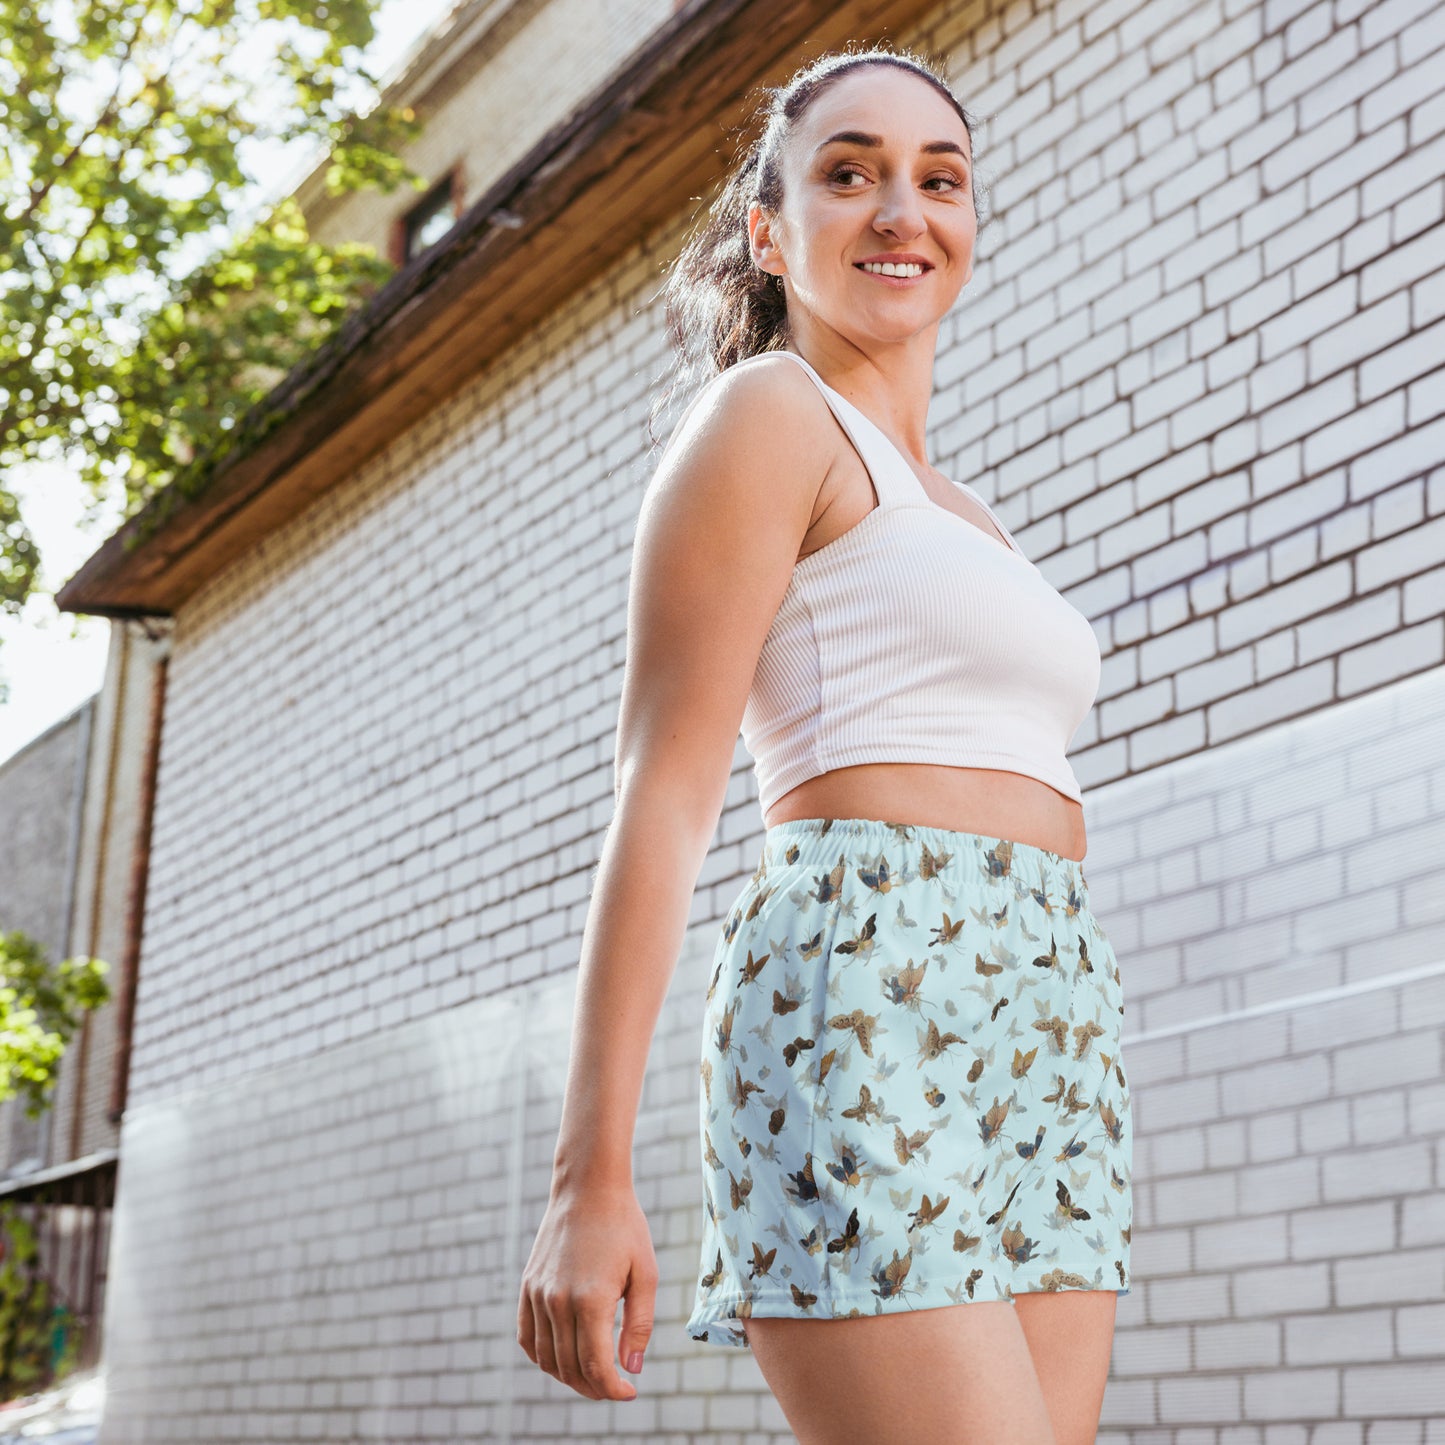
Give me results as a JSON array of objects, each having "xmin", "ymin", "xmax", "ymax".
[
  {"xmin": 519, "ymin": 45, "xmax": 1131, "ymax": 1445},
  {"xmin": 646, "ymin": 51, "xmax": 992, "ymax": 422},
  {"xmin": 747, "ymin": 67, "xmax": 979, "ymax": 352}
]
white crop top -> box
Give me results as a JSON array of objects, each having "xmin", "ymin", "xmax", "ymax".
[{"xmin": 737, "ymin": 348, "xmax": 1102, "ymax": 813}]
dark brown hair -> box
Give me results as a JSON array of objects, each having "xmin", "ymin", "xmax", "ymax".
[{"xmin": 647, "ymin": 43, "xmax": 989, "ymax": 448}]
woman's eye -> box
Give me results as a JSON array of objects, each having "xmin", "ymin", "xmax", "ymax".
[{"xmin": 827, "ymin": 165, "xmax": 966, "ymax": 193}]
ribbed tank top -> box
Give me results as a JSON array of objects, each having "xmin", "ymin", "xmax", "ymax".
[{"xmin": 739, "ymin": 348, "xmax": 1102, "ymax": 813}]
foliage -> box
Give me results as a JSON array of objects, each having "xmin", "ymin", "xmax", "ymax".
[
  {"xmin": 0, "ymin": 0, "xmax": 428, "ymax": 610},
  {"xmin": 0, "ymin": 484, "xmax": 37, "ymax": 624},
  {"xmin": 0, "ymin": 1203, "xmax": 81, "ymax": 1396},
  {"xmin": 0, "ymin": 929, "xmax": 110, "ymax": 1120}
]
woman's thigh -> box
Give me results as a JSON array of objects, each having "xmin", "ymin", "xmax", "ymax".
[
  {"xmin": 744, "ymin": 1300, "xmax": 1057, "ymax": 1445},
  {"xmin": 1013, "ymin": 1289, "xmax": 1118, "ymax": 1445}
]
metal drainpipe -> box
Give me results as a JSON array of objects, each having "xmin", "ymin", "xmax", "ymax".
[
  {"xmin": 106, "ymin": 621, "xmax": 170, "ymax": 1128},
  {"xmin": 67, "ymin": 620, "xmax": 133, "ymax": 1159}
]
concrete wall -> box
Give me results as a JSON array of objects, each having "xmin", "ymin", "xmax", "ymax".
[
  {"xmin": 0, "ymin": 702, "xmax": 89, "ymax": 953},
  {"xmin": 0, "ymin": 618, "xmax": 171, "ymax": 1179},
  {"xmin": 0, "ymin": 700, "xmax": 91, "ymax": 1175},
  {"xmin": 100, "ymin": 0, "xmax": 1445, "ymax": 1438}
]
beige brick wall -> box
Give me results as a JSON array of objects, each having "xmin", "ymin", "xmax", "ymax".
[{"xmin": 302, "ymin": 0, "xmax": 675, "ymax": 259}]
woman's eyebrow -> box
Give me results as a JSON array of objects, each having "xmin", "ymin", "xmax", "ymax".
[{"xmin": 814, "ymin": 129, "xmax": 970, "ymax": 165}]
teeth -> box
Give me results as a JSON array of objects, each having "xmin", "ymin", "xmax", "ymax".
[{"xmin": 861, "ymin": 261, "xmax": 925, "ymax": 277}]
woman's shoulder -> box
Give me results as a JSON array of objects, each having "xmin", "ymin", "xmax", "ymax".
[
  {"xmin": 647, "ymin": 352, "xmax": 841, "ymax": 532},
  {"xmin": 660, "ymin": 350, "xmax": 828, "ymax": 462}
]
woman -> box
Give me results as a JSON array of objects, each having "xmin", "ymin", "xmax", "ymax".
[{"xmin": 517, "ymin": 45, "xmax": 1132, "ymax": 1445}]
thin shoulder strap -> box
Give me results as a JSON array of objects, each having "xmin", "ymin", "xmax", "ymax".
[
  {"xmin": 954, "ymin": 480, "xmax": 1030, "ymax": 561},
  {"xmin": 770, "ymin": 350, "xmax": 923, "ymax": 509},
  {"xmin": 776, "ymin": 351, "xmax": 1031, "ymax": 562}
]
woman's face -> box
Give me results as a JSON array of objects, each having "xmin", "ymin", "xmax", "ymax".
[{"xmin": 751, "ymin": 66, "xmax": 977, "ymax": 347}]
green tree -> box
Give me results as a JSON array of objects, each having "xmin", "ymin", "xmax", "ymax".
[
  {"xmin": 0, "ymin": 0, "xmax": 426, "ymax": 637},
  {"xmin": 0, "ymin": 929, "xmax": 109, "ymax": 1120}
]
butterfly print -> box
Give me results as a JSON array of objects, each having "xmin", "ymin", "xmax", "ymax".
[{"xmin": 686, "ymin": 817, "xmax": 1132, "ymax": 1350}]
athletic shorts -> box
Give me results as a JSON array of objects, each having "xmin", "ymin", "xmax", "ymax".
[{"xmin": 684, "ymin": 815, "xmax": 1133, "ymax": 1349}]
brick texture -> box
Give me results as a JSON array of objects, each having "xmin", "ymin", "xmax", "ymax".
[{"xmin": 100, "ymin": 0, "xmax": 1445, "ymax": 1439}]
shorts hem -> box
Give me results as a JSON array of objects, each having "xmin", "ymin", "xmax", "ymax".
[{"xmin": 686, "ymin": 1270, "xmax": 1131, "ymax": 1350}]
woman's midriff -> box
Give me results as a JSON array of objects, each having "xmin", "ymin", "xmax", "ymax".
[{"xmin": 762, "ymin": 762, "xmax": 1087, "ymax": 862}]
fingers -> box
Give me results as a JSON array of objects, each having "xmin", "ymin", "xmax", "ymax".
[
  {"xmin": 518, "ymin": 1284, "xmax": 638, "ymax": 1402},
  {"xmin": 560, "ymin": 1298, "xmax": 638, "ymax": 1402},
  {"xmin": 518, "ymin": 1287, "xmax": 562, "ymax": 1385},
  {"xmin": 618, "ymin": 1255, "xmax": 659, "ymax": 1377}
]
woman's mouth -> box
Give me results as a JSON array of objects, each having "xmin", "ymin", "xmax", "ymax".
[{"xmin": 855, "ymin": 260, "xmax": 932, "ymax": 285}]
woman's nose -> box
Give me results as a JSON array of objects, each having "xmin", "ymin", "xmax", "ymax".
[{"xmin": 871, "ymin": 183, "xmax": 926, "ymax": 238}]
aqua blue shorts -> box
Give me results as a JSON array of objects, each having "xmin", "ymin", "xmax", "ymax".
[{"xmin": 684, "ymin": 816, "xmax": 1133, "ymax": 1349}]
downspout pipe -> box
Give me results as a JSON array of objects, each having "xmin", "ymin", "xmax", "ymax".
[{"xmin": 106, "ymin": 622, "xmax": 171, "ymax": 1128}]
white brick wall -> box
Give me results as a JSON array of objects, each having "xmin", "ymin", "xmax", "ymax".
[
  {"xmin": 931, "ymin": 0, "xmax": 1445, "ymax": 793},
  {"xmin": 102, "ymin": 0, "xmax": 1445, "ymax": 1438},
  {"xmin": 102, "ymin": 668, "xmax": 1445, "ymax": 1442}
]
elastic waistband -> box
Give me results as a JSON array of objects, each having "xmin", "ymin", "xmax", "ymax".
[{"xmin": 760, "ymin": 815, "xmax": 1089, "ymax": 895}]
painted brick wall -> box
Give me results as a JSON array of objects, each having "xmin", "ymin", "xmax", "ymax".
[
  {"xmin": 922, "ymin": 0, "xmax": 1445, "ymax": 793},
  {"xmin": 101, "ymin": 669, "xmax": 1445, "ymax": 1442},
  {"xmin": 1087, "ymin": 668, "xmax": 1445, "ymax": 1436},
  {"xmin": 103, "ymin": 0, "xmax": 1445, "ymax": 1438}
]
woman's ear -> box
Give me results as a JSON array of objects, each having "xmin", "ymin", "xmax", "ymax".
[{"xmin": 748, "ymin": 202, "xmax": 786, "ymax": 281}]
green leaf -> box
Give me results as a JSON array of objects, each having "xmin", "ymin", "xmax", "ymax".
[{"xmin": 0, "ymin": 0, "xmax": 423, "ymax": 649}]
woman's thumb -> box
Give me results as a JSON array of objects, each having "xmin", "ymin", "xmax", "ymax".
[{"xmin": 618, "ymin": 1269, "xmax": 657, "ymax": 1374}]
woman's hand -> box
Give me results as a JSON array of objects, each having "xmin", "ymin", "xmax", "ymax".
[{"xmin": 517, "ymin": 1181, "xmax": 657, "ymax": 1401}]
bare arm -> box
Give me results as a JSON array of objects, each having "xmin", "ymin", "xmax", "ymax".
[
  {"xmin": 517, "ymin": 355, "xmax": 836, "ymax": 1401},
  {"xmin": 551, "ymin": 355, "xmax": 833, "ymax": 1193}
]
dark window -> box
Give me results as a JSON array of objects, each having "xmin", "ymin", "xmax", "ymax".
[{"xmin": 403, "ymin": 176, "xmax": 458, "ymax": 260}]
